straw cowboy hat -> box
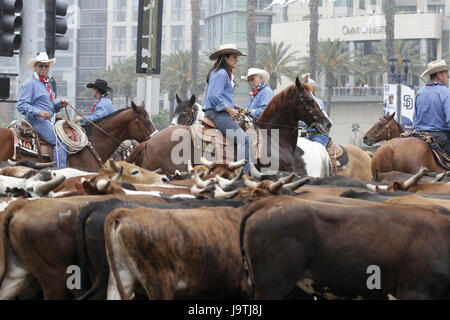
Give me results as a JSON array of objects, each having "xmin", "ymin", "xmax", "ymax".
[
  {"xmin": 87, "ymin": 79, "xmax": 113, "ymax": 92},
  {"xmin": 301, "ymin": 73, "xmax": 319, "ymax": 88},
  {"xmin": 28, "ymin": 52, "xmax": 56, "ymax": 69},
  {"xmin": 420, "ymin": 59, "xmax": 450, "ymax": 79},
  {"xmin": 241, "ymin": 68, "xmax": 270, "ymax": 82},
  {"xmin": 209, "ymin": 43, "xmax": 246, "ymax": 61}
]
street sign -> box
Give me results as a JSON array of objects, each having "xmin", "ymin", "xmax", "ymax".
[{"xmin": 136, "ymin": 0, "xmax": 163, "ymax": 75}]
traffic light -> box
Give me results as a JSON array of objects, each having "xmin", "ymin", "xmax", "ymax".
[
  {"xmin": 0, "ymin": 0, "xmax": 22, "ymax": 57},
  {"xmin": 45, "ymin": 0, "xmax": 69, "ymax": 58}
]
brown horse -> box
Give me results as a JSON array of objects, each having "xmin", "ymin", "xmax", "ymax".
[
  {"xmin": 4, "ymin": 102, "xmax": 156, "ymax": 169},
  {"xmin": 363, "ymin": 112, "xmax": 403, "ymax": 146},
  {"xmin": 127, "ymin": 78, "xmax": 332, "ymax": 174},
  {"xmin": 365, "ymin": 113, "xmax": 447, "ymax": 174}
]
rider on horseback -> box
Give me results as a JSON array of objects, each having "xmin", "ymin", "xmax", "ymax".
[
  {"xmin": 16, "ymin": 52, "xmax": 69, "ymax": 168},
  {"xmin": 75, "ymin": 79, "xmax": 115, "ymax": 124},
  {"xmin": 236, "ymin": 68, "xmax": 274, "ymax": 119},
  {"xmin": 299, "ymin": 73, "xmax": 331, "ymax": 149},
  {"xmin": 414, "ymin": 59, "xmax": 450, "ymax": 154},
  {"xmin": 203, "ymin": 44, "xmax": 250, "ymax": 175}
]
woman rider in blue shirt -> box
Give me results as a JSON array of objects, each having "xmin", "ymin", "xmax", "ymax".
[
  {"xmin": 75, "ymin": 79, "xmax": 115, "ymax": 124},
  {"xmin": 203, "ymin": 44, "xmax": 250, "ymax": 175}
]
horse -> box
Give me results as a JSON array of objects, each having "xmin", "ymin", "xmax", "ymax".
[
  {"xmin": 295, "ymin": 137, "xmax": 332, "ymax": 177},
  {"xmin": 126, "ymin": 77, "xmax": 332, "ymax": 174},
  {"xmin": 5, "ymin": 102, "xmax": 157, "ymax": 169},
  {"xmin": 363, "ymin": 112, "xmax": 403, "ymax": 146},
  {"xmin": 170, "ymin": 94, "xmax": 204, "ymax": 126},
  {"xmin": 365, "ymin": 112, "xmax": 447, "ymax": 174}
]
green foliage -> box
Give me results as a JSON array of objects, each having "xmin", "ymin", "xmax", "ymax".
[
  {"xmin": 256, "ymin": 41, "xmax": 301, "ymax": 90},
  {"xmin": 152, "ymin": 108, "xmax": 171, "ymax": 131}
]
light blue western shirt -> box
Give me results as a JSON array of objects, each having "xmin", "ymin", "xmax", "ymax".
[
  {"xmin": 244, "ymin": 82, "xmax": 274, "ymax": 118},
  {"xmin": 203, "ymin": 69, "xmax": 235, "ymax": 112},
  {"xmin": 81, "ymin": 95, "xmax": 115, "ymax": 124},
  {"xmin": 413, "ymin": 82, "xmax": 450, "ymax": 132}
]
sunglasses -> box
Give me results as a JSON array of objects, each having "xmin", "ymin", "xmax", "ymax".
[{"xmin": 37, "ymin": 64, "xmax": 50, "ymax": 68}]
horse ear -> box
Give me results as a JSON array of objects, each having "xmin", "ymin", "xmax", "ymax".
[
  {"xmin": 131, "ymin": 101, "xmax": 141, "ymax": 114},
  {"xmin": 176, "ymin": 94, "xmax": 182, "ymax": 104},
  {"xmin": 389, "ymin": 112, "xmax": 396, "ymax": 120},
  {"xmin": 190, "ymin": 94, "xmax": 196, "ymax": 106},
  {"xmin": 295, "ymin": 77, "xmax": 305, "ymax": 94}
]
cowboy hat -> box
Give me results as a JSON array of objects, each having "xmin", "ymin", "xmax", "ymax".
[
  {"xmin": 420, "ymin": 59, "xmax": 450, "ymax": 79},
  {"xmin": 27, "ymin": 52, "xmax": 56, "ymax": 69},
  {"xmin": 240, "ymin": 68, "xmax": 270, "ymax": 82},
  {"xmin": 301, "ymin": 73, "xmax": 319, "ymax": 88},
  {"xmin": 209, "ymin": 43, "xmax": 246, "ymax": 61},
  {"xmin": 86, "ymin": 79, "xmax": 113, "ymax": 92}
]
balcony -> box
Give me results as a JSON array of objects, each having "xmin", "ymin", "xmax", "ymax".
[{"xmin": 317, "ymin": 86, "xmax": 384, "ymax": 103}]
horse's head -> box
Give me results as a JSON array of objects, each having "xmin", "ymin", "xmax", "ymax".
[
  {"xmin": 294, "ymin": 77, "xmax": 332, "ymax": 134},
  {"xmin": 363, "ymin": 112, "xmax": 400, "ymax": 146},
  {"xmin": 129, "ymin": 101, "xmax": 157, "ymax": 142},
  {"xmin": 171, "ymin": 94, "xmax": 198, "ymax": 126}
]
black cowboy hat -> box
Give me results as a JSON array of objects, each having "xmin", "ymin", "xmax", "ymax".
[{"xmin": 87, "ymin": 79, "xmax": 113, "ymax": 92}]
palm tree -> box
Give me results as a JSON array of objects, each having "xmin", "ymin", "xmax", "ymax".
[
  {"xmin": 317, "ymin": 39, "xmax": 352, "ymax": 115},
  {"xmin": 247, "ymin": 0, "xmax": 257, "ymax": 69},
  {"xmin": 191, "ymin": 0, "xmax": 200, "ymax": 96},
  {"xmin": 385, "ymin": 0, "xmax": 396, "ymax": 78},
  {"xmin": 256, "ymin": 41, "xmax": 300, "ymax": 90},
  {"xmin": 309, "ymin": 0, "xmax": 319, "ymax": 80}
]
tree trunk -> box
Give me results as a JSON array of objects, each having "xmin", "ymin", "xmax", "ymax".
[
  {"xmin": 326, "ymin": 72, "xmax": 334, "ymax": 116},
  {"xmin": 169, "ymin": 91, "xmax": 175, "ymax": 119},
  {"xmin": 180, "ymin": 80, "xmax": 188, "ymax": 100},
  {"xmin": 246, "ymin": 0, "xmax": 256, "ymax": 69},
  {"xmin": 309, "ymin": 0, "xmax": 319, "ymax": 80},
  {"xmin": 269, "ymin": 73, "xmax": 278, "ymax": 90},
  {"xmin": 191, "ymin": 0, "xmax": 200, "ymax": 97},
  {"xmin": 385, "ymin": 0, "xmax": 395, "ymax": 80}
]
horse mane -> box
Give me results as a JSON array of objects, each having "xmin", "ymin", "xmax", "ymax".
[
  {"xmin": 82, "ymin": 107, "xmax": 131, "ymax": 134},
  {"xmin": 383, "ymin": 113, "xmax": 405, "ymax": 133},
  {"xmin": 258, "ymin": 82, "xmax": 314, "ymax": 122}
]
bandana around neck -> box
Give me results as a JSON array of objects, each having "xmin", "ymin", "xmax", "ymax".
[
  {"xmin": 425, "ymin": 81, "xmax": 444, "ymax": 86},
  {"xmin": 33, "ymin": 71, "xmax": 54, "ymax": 101},
  {"xmin": 248, "ymin": 82, "xmax": 267, "ymax": 103},
  {"xmin": 91, "ymin": 93, "xmax": 109, "ymax": 112}
]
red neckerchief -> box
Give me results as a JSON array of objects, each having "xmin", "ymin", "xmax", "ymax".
[
  {"xmin": 249, "ymin": 88, "xmax": 259, "ymax": 103},
  {"xmin": 425, "ymin": 81, "xmax": 444, "ymax": 86},
  {"xmin": 33, "ymin": 72, "xmax": 54, "ymax": 101},
  {"xmin": 91, "ymin": 96, "xmax": 102, "ymax": 113}
]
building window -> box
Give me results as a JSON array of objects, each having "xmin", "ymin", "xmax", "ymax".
[
  {"xmin": 359, "ymin": 0, "xmax": 365, "ymax": 10},
  {"xmin": 172, "ymin": 0, "xmax": 185, "ymax": 21},
  {"xmin": 161, "ymin": 26, "xmax": 166, "ymax": 52},
  {"xmin": 131, "ymin": 26, "xmax": 137, "ymax": 51},
  {"xmin": 200, "ymin": 0, "xmax": 207, "ymax": 20},
  {"xmin": 113, "ymin": 26, "xmax": 127, "ymax": 51},
  {"xmin": 427, "ymin": 5, "xmax": 445, "ymax": 13},
  {"xmin": 255, "ymin": 0, "xmax": 272, "ymax": 10},
  {"xmin": 171, "ymin": 26, "xmax": 185, "ymax": 51},
  {"xmin": 114, "ymin": 0, "xmax": 127, "ymax": 22},
  {"xmin": 427, "ymin": 39, "xmax": 437, "ymax": 61},
  {"xmin": 256, "ymin": 22, "xmax": 270, "ymax": 38}
]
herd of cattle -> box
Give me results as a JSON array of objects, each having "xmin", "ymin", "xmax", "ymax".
[{"xmin": 0, "ymin": 157, "xmax": 448, "ymax": 300}]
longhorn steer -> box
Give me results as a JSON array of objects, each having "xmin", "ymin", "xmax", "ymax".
[{"xmin": 241, "ymin": 196, "xmax": 450, "ymax": 300}]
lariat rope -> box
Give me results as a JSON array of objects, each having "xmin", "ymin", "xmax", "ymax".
[{"xmin": 53, "ymin": 120, "xmax": 89, "ymax": 155}]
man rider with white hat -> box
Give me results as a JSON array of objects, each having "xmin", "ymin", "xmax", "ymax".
[
  {"xmin": 414, "ymin": 59, "xmax": 450, "ymax": 153},
  {"xmin": 236, "ymin": 68, "xmax": 274, "ymax": 119},
  {"xmin": 16, "ymin": 52, "xmax": 69, "ymax": 168}
]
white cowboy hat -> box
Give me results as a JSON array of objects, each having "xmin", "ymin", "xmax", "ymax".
[
  {"xmin": 420, "ymin": 59, "xmax": 450, "ymax": 79},
  {"xmin": 240, "ymin": 68, "xmax": 270, "ymax": 82},
  {"xmin": 209, "ymin": 43, "xmax": 247, "ymax": 61},
  {"xmin": 301, "ymin": 73, "xmax": 319, "ymax": 88},
  {"xmin": 28, "ymin": 52, "xmax": 56, "ymax": 69}
]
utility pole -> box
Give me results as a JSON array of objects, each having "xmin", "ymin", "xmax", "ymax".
[{"xmin": 17, "ymin": 0, "xmax": 37, "ymax": 119}]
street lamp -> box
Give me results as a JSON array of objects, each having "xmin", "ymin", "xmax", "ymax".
[{"xmin": 388, "ymin": 55, "xmax": 410, "ymax": 84}]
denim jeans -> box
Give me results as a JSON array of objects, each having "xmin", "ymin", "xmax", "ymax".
[
  {"xmin": 309, "ymin": 133, "xmax": 330, "ymax": 149},
  {"xmin": 205, "ymin": 110, "xmax": 250, "ymax": 174},
  {"xmin": 429, "ymin": 131, "xmax": 450, "ymax": 154},
  {"xmin": 29, "ymin": 116, "xmax": 68, "ymax": 168}
]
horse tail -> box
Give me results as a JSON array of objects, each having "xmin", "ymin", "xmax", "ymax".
[{"xmin": 125, "ymin": 141, "xmax": 147, "ymax": 166}]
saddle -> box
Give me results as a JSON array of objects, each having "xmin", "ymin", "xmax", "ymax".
[
  {"xmin": 9, "ymin": 120, "xmax": 81, "ymax": 163},
  {"xmin": 189, "ymin": 118, "xmax": 235, "ymax": 163},
  {"xmin": 326, "ymin": 138, "xmax": 349, "ymax": 175},
  {"xmin": 402, "ymin": 131, "xmax": 450, "ymax": 170}
]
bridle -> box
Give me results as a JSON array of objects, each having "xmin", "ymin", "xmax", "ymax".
[
  {"xmin": 376, "ymin": 117, "xmax": 400, "ymax": 140},
  {"xmin": 134, "ymin": 109, "xmax": 158, "ymax": 140}
]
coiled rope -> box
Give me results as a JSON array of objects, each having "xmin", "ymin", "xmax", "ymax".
[{"xmin": 53, "ymin": 120, "xmax": 89, "ymax": 155}]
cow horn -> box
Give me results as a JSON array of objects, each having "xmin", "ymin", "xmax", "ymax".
[
  {"xmin": 7, "ymin": 159, "xmax": 17, "ymax": 166},
  {"xmin": 283, "ymin": 177, "xmax": 310, "ymax": 190},
  {"xmin": 278, "ymin": 173, "xmax": 296, "ymax": 184},
  {"xmin": 153, "ymin": 168, "xmax": 163, "ymax": 174},
  {"xmin": 365, "ymin": 183, "xmax": 388, "ymax": 192},
  {"xmin": 108, "ymin": 159, "xmax": 122, "ymax": 172},
  {"xmin": 213, "ymin": 185, "xmax": 238, "ymax": 199},
  {"xmin": 34, "ymin": 175, "xmax": 65, "ymax": 196},
  {"xmin": 250, "ymin": 162, "xmax": 262, "ymax": 180},
  {"xmin": 96, "ymin": 179, "xmax": 111, "ymax": 193},
  {"xmin": 187, "ymin": 160, "xmax": 194, "ymax": 173},
  {"xmin": 112, "ymin": 167, "xmax": 123, "ymax": 182},
  {"xmin": 194, "ymin": 170, "xmax": 207, "ymax": 188},
  {"xmin": 227, "ymin": 159, "xmax": 246, "ymax": 170},
  {"xmin": 403, "ymin": 166, "xmax": 429, "ymax": 190},
  {"xmin": 215, "ymin": 175, "xmax": 232, "ymax": 189},
  {"xmin": 432, "ymin": 171, "xmax": 449, "ymax": 182},
  {"xmin": 33, "ymin": 162, "xmax": 56, "ymax": 169},
  {"xmin": 244, "ymin": 179, "xmax": 259, "ymax": 189},
  {"xmin": 190, "ymin": 184, "xmax": 204, "ymax": 198},
  {"xmin": 200, "ymin": 157, "xmax": 214, "ymax": 168},
  {"xmin": 269, "ymin": 180, "xmax": 284, "ymax": 193}
]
